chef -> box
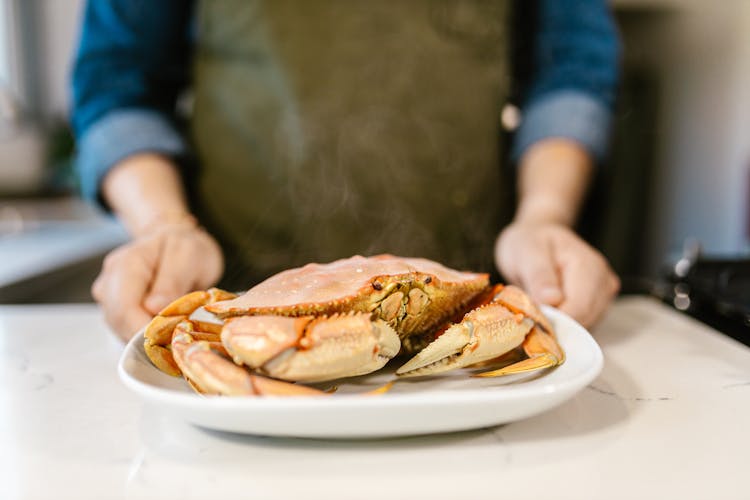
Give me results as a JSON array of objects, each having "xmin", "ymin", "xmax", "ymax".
[{"xmin": 72, "ymin": 0, "xmax": 621, "ymax": 340}]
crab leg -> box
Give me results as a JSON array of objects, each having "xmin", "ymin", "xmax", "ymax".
[
  {"xmin": 472, "ymin": 326, "xmax": 564, "ymax": 377},
  {"xmin": 395, "ymin": 302, "xmax": 534, "ymax": 377},
  {"xmin": 143, "ymin": 288, "xmax": 236, "ymax": 376},
  {"xmin": 473, "ymin": 286, "xmax": 565, "ymax": 377},
  {"xmin": 221, "ymin": 312, "xmax": 401, "ymax": 383},
  {"xmin": 171, "ymin": 321, "xmax": 326, "ymax": 396},
  {"xmin": 396, "ymin": 285, "xmax": 564, "ymax": 378}
]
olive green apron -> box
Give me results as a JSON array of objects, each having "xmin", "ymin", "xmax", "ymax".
[{"xmin": 191, "ymin": 0, "xmax": 514, "ymax": 289}]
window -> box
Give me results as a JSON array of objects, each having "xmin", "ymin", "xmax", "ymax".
[{"xmin": 0, "ymin": 0, "xmax": 24, "ymax": 126}]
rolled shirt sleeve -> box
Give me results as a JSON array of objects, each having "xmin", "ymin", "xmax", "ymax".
[
  {"xmin": 511, "ymin": 0, "xmax": 621, "ymax": 163},
  {"xmin": 76, "ymin": 109, "xmax": 188, "ymax": 201},
  {"xmin": 71, "ymin": 0, "xmax": 193, "ymax": 203},
  {"xmin": 511, "ymin": 89, "xmax": 612, "ymax": 162}
]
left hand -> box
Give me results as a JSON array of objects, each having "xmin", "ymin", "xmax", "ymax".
[{"xmin": 494, "ymin": 221, "xmax": 620, "ymax": 328}]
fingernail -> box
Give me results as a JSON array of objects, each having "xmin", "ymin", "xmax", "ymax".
[
  {"xmin": 539, "ymin": 287, "xmax": 563, "ymax": 303},
  {"xmin": 144, "ymin": 294, "xmax": 169, "ymax": 313}
]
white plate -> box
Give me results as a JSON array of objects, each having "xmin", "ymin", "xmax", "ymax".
[{"xmin": 119, "ymin": 306, "xmax": 602, "ymax": 439}]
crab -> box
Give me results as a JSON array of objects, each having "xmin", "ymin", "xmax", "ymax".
[{"xmin": 143, "ymin": 254, "xmax": 564, "ymax": 396}]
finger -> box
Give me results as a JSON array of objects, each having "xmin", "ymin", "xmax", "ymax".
[
  {"xmin": 91, "ymin": 271, "xmax": 105, "ymax": 303},
  {"xmin": 110, "ymin": 273, "xmax": 153, "ymax": 340},
  {"xmin": 557, "ymin": 250, "xmax": 612, "ymax": 328},
  {"xmin": 514, "ymin": 240, "xmax": 564, "ymax": 306},
  {"xmin": 144, "ymin": 235, "xmax": 200, "ymax": 314},
  {"xmin": 586, "ymin": 270, "xmax": 621, "ymax": 326},
  {"xmin": 100, "ymin": 252, "xmax": 154, "ymax": 341},
  {"xmin": 195, "ymin": 233, "xmax": 225, "ymax": 289}
]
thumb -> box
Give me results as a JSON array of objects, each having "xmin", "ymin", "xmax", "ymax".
[
  {"xmin": 143, "ymin": 291, "xmax": 179, "ymax": 316},
  {"xmin": 516, "ymin": 243, "xmax": 564, "ymax": 306},
  {"xmin": 143, "ymin": 250, "xmax": 196, "ymax": 315}
]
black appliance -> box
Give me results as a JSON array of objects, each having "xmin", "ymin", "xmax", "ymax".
[{"xmin": 651, "ymin": 241, "xmax": 750, "ymax": 347}]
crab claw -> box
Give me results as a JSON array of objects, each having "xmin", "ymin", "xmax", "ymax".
[
  {"xmin": 471, "ymin": 285, "xmax": 565, "ymax": 378},
  {"xmin": 171, "ymin": 324, "xmax": 326, "ymax": 396},
  {"xmin": 144, "ymin": 288, "xmax": 237, "ymax": 377},
  {"xmin": 493, "ymin": 285, "xmax": 553, "ymax": 335},
  {"xmin": 396, "ymin": 303, "xmax": 533, "ymax": 377},
  {"xmin": 222, "ymin": 312, "xmax": 401, "ymax": 383},
  {"xmin": 473, "ymin": 326, "xmax": 564, "ymax": 378}
]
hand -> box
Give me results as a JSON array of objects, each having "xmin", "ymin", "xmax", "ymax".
[
  {"xmin": 494, "ymin": 221, "xmax": 620, "ymax": 328},
  {"xmin": 92, "ymin": 225, "xmax": 224, "ymax": 341}
]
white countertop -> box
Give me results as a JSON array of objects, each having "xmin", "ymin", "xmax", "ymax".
[{"xmin": 1, "ymin": 296, "xmax": 748, "ymax": 500}]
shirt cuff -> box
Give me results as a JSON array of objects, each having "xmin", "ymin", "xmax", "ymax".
[
  {"xmin": 511, "ymin": 90, "xmax": 612, "ymax": 163},
  {"xmin": 75, "ymin": 109, "xmax": 187, "ymax": 203}
]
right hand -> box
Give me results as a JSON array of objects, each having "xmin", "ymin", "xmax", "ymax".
[{"xmin": 92, "ymin": 225, "xmax": 224, "ymax": 341}]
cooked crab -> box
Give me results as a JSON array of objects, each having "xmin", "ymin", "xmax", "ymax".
[{"xmin": 142, "ymin": 254, "xmax": 564, "ymax": 396}]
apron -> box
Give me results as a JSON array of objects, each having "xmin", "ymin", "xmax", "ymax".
[{"xmin": 191, "ymin": 0, "xmax": 514, "ymax": 290}]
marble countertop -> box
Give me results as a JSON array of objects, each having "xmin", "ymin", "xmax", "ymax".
[{"xmin": 1, "ymin": 296, "xmax": 748, "ymax": 500}]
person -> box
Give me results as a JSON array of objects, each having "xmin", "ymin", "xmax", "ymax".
[{"xmin": 72, "ymin": 0, "xmax": 621, "ymax": 341}]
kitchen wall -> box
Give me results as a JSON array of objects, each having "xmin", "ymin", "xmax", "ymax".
[
  {"xmin": 614, "ymin": 0, "xmax": 750, "ymax": 273},
  {"xmin": 11, "ymin": 0, "xmax": 750, "ymax": 276}
]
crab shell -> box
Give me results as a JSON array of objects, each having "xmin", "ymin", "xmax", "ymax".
[{"xmin": 205, "ymin": 254, "xmax": 490, "ymax": 345}]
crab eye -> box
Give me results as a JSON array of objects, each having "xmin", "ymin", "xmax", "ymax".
[
  {"xmin": 372, "ymin": 281, "xmax": 383, "ymax": 291},
  {"xmin": 424, "ymin": 276, "xmax": 432, "ymax": 284}
]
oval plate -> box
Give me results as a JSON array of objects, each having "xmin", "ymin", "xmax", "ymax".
[{"xmin": 118, "ymin": 306, "xmax": 602, "ymax": 438}]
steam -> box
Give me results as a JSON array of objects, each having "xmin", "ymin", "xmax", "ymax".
[{"xmin": 217, "ymin": 0, "xmax": 512, "ymax": 283}]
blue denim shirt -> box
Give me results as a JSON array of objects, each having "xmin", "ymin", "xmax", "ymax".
[{"xmin": 71, "ymin": 0, "xmax": 620, "ymax": 202}]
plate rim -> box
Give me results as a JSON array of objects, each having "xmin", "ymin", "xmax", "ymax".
[{"xmin": 118, "ymin": 306, "xmax": 603, "ymax": 410}]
